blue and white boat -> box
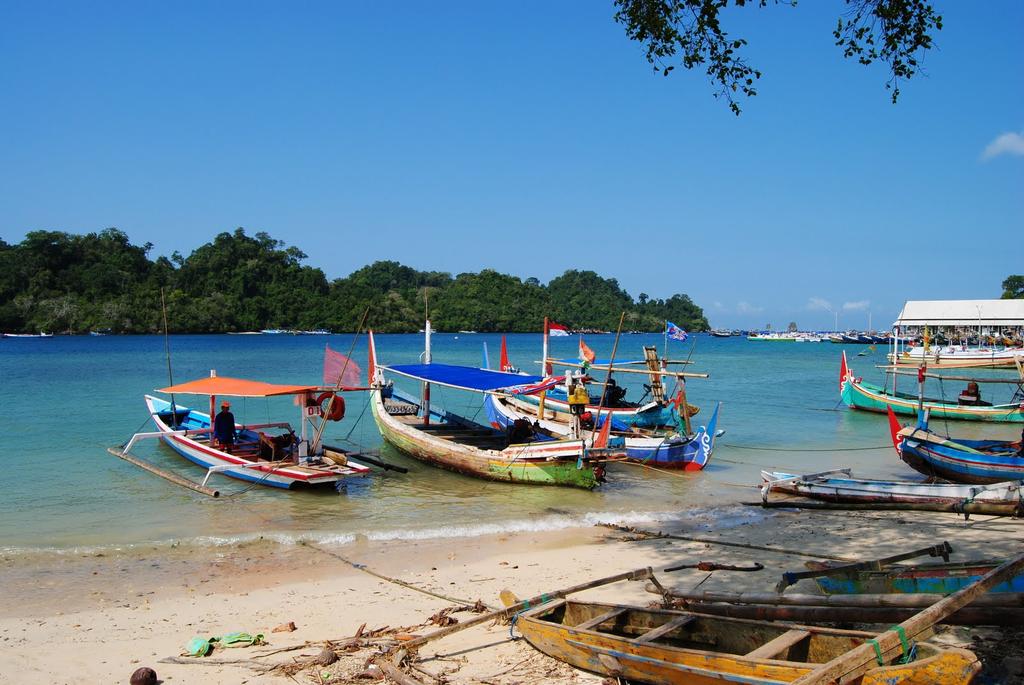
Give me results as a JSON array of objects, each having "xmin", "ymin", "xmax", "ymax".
[
  {"xmin": 124, "ymin": 374, "xmax": 371, "ymax": 489},
  {"xmin": 888, "ymin": 406, "xmax": 1024, "ymax": 485},
  {"xmin": 485, "ymin": 394, "xmax": 720, "ymax": 470}
]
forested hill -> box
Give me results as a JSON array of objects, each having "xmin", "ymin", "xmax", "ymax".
[{"xmin": 0, "ymin": 228, "xmax": 708, "ymax": 334}]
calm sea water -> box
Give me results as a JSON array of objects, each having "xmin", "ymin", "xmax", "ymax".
[{"xmin": 2, "ymin": 333, "xmax": 1020, "ymax": 555}]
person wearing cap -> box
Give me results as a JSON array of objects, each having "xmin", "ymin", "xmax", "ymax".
[{"xmin": 213, "ymin": 400, "xmax": 237, "ymax": 453}]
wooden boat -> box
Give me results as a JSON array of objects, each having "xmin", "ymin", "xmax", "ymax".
[
  {"xmin": 805, "ymin": 559, "xmax": 1024, "ymax": 596},
  {"xmin": 126, "ymin": 376, "xmax": 371, "ymax": 489},
  {"xmin": 485, "ymin": 393, "xmax": 720, "ymax": 470},
  {"xmin": 760, "ymin": 469, "xmax": 1024, "ymax": 511},
  {"xmin": 888, "ymin": 345, "xmax": 1024, "ymax": 370},
  {"xmin": 839, "ymin": 352, "xmax": 1024, "ymax": 422},
  {"xmin": 888, "ymin": 406, "xmax": 1024, "ymax": 484},
  {"xmin": 516, "ymin": 598, "xmax": 980, "ymax": 684},
  {"xmin": 368, "ymin": 328, "xmax": 613, "ymax": 488}
]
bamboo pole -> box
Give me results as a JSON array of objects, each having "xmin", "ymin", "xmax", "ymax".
[
  {"xmin": 107, "ymin": 447, "xmax": 220, "ymax": 497},
  {"xmin": 653, "ymin": 590, "xmax": 1024, "ymax": 609},
  {"xmin": 875, "ymin": 367, "xmax": 1024, "ymax": 383},
  {"xmin": 593, "ymin": 313, "xmax": 626, "ymax": 443},
  {"xmin": 791, "ymin": 549, "xmax": 1024, "ymax": 684},
  {"xmin": 545, "ymin": 359, "xmax": 708, "ymax": 378},
  {"xmin": 400, "ymin": 567, "xmax": 654, "ymax": 651},
  {"xmin": 672, "ymin": 603, "xmax": 1022, "ymax": 627}
]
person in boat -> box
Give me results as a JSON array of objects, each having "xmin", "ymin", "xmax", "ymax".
[
  {"xmin": 958, "ymin": 381, "xmax": 982, "ymax": 406},
  {"xmin": 258, "ymin": 431, "xmax": 294, "ymax": 461},
  {"xmin": 580, "ymin": 411, "xmax": 595, "ymax": 431},
  {"xmin": 213, "ymin": 400, "xmax": 237, "ymax": 453},
  {"xmin": 508, "ymin": 417, "xmax": 536, "ymax": 444},
  {"xmin": 604, "ymin": 378, "xmax": 627, "ymax": 407}
]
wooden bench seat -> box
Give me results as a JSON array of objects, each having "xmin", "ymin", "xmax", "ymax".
[
  {"xmin": 633, "ymin": 615, "xmax": 696, "ymax": 644},
  {"xmin": 744, "ymin": 629, "xmax": 811, "ymax": 659}
]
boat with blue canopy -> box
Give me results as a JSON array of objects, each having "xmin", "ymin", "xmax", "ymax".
[{"xmin": 368, "ymin": 324, "xmax": 618, "ymax": 488}]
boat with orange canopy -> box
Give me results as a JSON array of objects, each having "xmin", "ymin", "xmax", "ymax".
[{"xmin": 121, "ymin": 372, "xmax": 372, "ymax": 490}]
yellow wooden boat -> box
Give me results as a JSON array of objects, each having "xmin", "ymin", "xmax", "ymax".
[{"xmin": 517, "ymin": 599, "xmax": 980, "ymax": 684}]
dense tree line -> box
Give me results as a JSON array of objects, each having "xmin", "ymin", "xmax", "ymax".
[
  {"xmin": 0, "ymin": 228, "xmax": 709, "ymax": 334},
  {"xmin": 1003, "ymin": 275, "xmax": 1024, "ymax": 300}
]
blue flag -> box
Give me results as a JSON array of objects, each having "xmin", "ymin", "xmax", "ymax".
[{"xmin": 665, "ymin": 321, "xmax": 688, "ymax": 342}]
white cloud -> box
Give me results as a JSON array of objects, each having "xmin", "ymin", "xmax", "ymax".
[
  {"xmin": 713, "ymin": 301, "xmax": 724, "ymax": 310},
  {"xmin": 737, "ymin": 301, "xmax": 763, "ymax": 314},
  {"xmin": 982, "ymin": 131, "xmax": 1024, "ymax": 160},
  {"xmin": 806, "ymin": 297, "xmax": 832, "ymax": 311},
  {"xmin": 843, "ymin": 300, "xmax": 870, "ymax": 311}
]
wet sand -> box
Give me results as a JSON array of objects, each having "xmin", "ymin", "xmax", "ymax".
[{"xmin": 2, "ymin": 502, "xmax": 1022, "ymax": 684}]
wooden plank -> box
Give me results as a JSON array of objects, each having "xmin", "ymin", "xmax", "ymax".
[
  {"xmin": 744, "ymin": 629, "xmax": 811, "ymax": 659},
  {"xmin": 401, "ymin": 568, "xmax": 655, "ymax": 650},
  {"xmin": 632, "ymin": 614, "xmax": 695, "ymax": 644},
  {"xmin": 575, "ymin": 607, "xmax": 628, "ymax": 631}
]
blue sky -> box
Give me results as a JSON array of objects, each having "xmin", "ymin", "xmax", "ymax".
[{"xmin": 2, "ymin": 1, "xmax": 1021, "ymax": 330}]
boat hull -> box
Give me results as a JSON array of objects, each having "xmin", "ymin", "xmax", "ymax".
[
  {"xmin": 505, "ymin": 392, "xmax": 687, "ymax": 431},
  {"xmin": 485, "ymin": 394, "xmax": 718, "ymax": 470},
  {"xmin": 897, "ymin": 428, "xmax": 1024, "ymax": 484},
  {"xmin": 806, "ymin": 560, "xmax": 1024, "ymax": 595},
  {"xmin": 761, "ymin": 470, "xmax": 1024, "ymax": 508},
  {"xmin": 146, "ymin": 396, "xmax": 364, "ymax": 489},
  {"xmin": 517, "ymin": 599, "xmax": 980, "ymax": 685},
  {"xmin": 889, "ymin": 347, "xmax": 1024, "ymax": 370},
  {"xmin": 370, "ymin": 389, "xmax": 601, "ymax": 488},
  {"xmin": 839, "ymin": 373, "xmax": 1022, "ymax": 423}
]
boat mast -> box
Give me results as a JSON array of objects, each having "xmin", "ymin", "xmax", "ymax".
[
  {"xmin": 422, "ymin": 319, "xmax": 432, "ymax": 425},
  {"xmin": 539, "ymin": 317, "xmax": 549, "ymax": 419}
]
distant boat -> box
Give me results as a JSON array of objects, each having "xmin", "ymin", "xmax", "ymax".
[
  {"xmin": 227, "ymin": 331, "xmax": 263, "ymax": 335},
  {"xmin": 297, "ymin": 329, "xmax": 331, "ymax": 335},
  {"xmin": 3, "ymin": 332, "xmax": 52, "ymax": 338},
  {"xmin": 457, "ymin": 330, "xmax": 477, "ymax": 334},
  {"xmin": 260, "ymin": 329, "xmax": 287, "ymax": 335}
]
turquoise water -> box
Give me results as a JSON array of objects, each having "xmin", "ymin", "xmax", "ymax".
[{"xmin": 2, "ymin": 333, "xmax": 1020, "ymax": 554}]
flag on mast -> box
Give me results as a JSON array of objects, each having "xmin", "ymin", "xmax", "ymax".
[
  {"xmin": 324, "ymin": 344, "xmax": 362, "ymax": 389},
  {"xmin": 665, "ymin": 321, "xmax": 688, "ymax": 342},
  {"xmin": 548, "ymin": 321, "xmax": 570, "ymax": 337},
  {"xmin": 579, "ymin": 336, "xmax": 596, "ymax": 364}
]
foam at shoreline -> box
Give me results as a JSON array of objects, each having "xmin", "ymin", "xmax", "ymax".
[{"xmin": 0, "ymin": 504, "xmax": 764, "ymax": 560}]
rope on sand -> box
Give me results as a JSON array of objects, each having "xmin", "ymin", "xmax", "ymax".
[{"xmin": 300, "ymin": 541, "xmax": 496, "ymax": 610}]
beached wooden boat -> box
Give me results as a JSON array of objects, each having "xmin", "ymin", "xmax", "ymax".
[
  {"xmin": 368, "ymin": 328, "xmax": 613, "ymax": 488},
  {"xmin": 839, "ymin": 352, "xmax": 1024, "ymax": 422},
  {"xmin": 485, "ymin": 393, "xmax": 720, "ymax": 470},
  {"xmin": 126, "ymin": 376, "xmax": 371, "ymax": 489},
  {"xmin": 760, "ymin": 470, "xmax": 1024, "ymax": 512},
  {"xmin": 888, "ymin": 407, "xmax": 1024, "ymax": 485},
  {"xmin": 516, "ymin": 598, "xmax": 980, "ymax": 684},
  {"xmin": 805, "ymin": 558, "xmax": 1024, "ymax": 596}
]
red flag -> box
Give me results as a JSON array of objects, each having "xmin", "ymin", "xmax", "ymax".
[
  {"xmin": 500, "ymin": 335, "xmax": 511, "ymax": 372},
  {"xmin": 548, "ymin": 321, "xmax": 570, "ymax": 337},
  {"xmin": 579, "ymin": 336, "xmax": 596, "ymax": 364},
  {"xmin": 592, "ymin": 411, "xmax": 612, "ymax": 448},
  {"xmin": 324, "ymin": 344, "xmax": 362, "ymax": 389}
]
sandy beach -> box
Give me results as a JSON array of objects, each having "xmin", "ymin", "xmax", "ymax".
[{"xmin": 2, "ymin": 500, "xmax": 1021, "ymax": 685}]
